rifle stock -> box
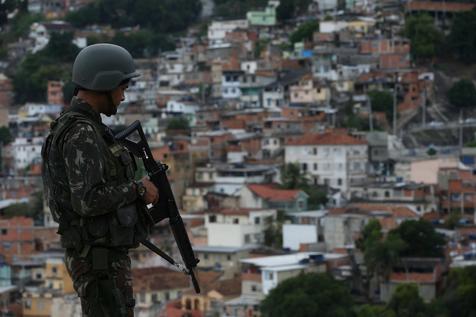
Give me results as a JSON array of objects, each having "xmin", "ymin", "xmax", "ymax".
[{"xmin": 115, "ymin": 120, "xmax": 200, "ymax": 293}]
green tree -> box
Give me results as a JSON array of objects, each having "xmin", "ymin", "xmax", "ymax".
[
  {"xmin": 264, "ymin": 210, "xmax": 284, "ymax": 248},
  {"xmin": 447, "ymin": 79, "xmax": 476, "ymax": 108},
  {"xmin": 66, "ymin": 0, "xmax": 201, "ymax": 32},
  {"xmin": 357, "ymin": 220, "xmax": 406, "ymax": 298},
  {"xmin": 112, "ymin": 30, "xmax": 174, "ymax": 58},
  {"xmin": 404, "ymin": 14, "xmax": 442, "ymax": 62},
  {"xmin": 356, "ymin": 219, "xmax": 382, "ymax": 252},
  {"xmin": 356, "ymin": 305, "xmax": 396, "ymax": 317},
  {"xmin": 447, "ymin": 8, "xmax": 476, "ymax": 64},
  {"xmin": 439, "ymin": 266, "xmax": 476, "ymax": 317},
  {"xmin": 388, "ymin": 284, "xmax": 428, "ymax": 317},
  {"xmin": 2, "ymin": 203, "xmax": 33, "ymax": 218},
  {"xmin": 0, "ymin": 127, "xmax": 13, "ymax": 144},
  {"xmin": 280, "ymin": 162, "xmax": 308, "ymax": 189},
  {"xmin": 390, "ymin": 219, "xmax": 445, "ymax": 258},
  {"xmin": 261, "ymin": 273, "xmax": 354, "ymax": 317},
  {"xmin": 304, "ymin": 187, "xmax": 328, "ymax": 209},
  {"xmin": 445, "ymin": 212, "xmax": 461, "ymax": 229},
  {"xmin": 276, "ymin": 0, "xmax": 311, "ymax": 21},
  {"xmin": 42, "ymin": 32, "xmax": 80, "ymax": 62},
  {"xmin": 166, "ymin": 117, "xmax": 190, "ymax": 131},
  {"xmin": 214, "ymin": 0, "xmax": 268, "ymax": 19},
  {"xmin": 0, "ymin": 0, "xmax": 17, "ymax": 30},
  {"xmin": 368, "ymin": 90, "xmax": 393, "ymax": 123},
  {"xmin": 13, "ymin": 32, "xmax": 79, "ymax": 103},
  {"xmin": 290, "ymin": 20, "xmax": 319, "ymax": 44}
]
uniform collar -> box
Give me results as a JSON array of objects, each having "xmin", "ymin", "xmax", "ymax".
[{"xmin": 67, "ymin": 96, "xmax": 103, "ymax": 125}]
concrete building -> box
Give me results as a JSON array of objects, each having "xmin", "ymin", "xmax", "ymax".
[
  {"xmin": 11, "ymin": 136, "xmax": 44, "ymax": 170},
  {"xmin": 284, "ymin": 131, "xmax": 368, "ymax": 195},
  {"xmin": 47, "ymin": 81, "xmax": 64, "ymax": 105},
  {"xmin": 208, "ymin": 20, "xmax": 249, "ymax": 48},
  {"xmin": 246, "ymin": 1, "xmax": 279, "ymax": 26},
  {"xmin": 239, "ymin": 184, "xmax": 309, "ymax": 213},
  {"xmin": 193, "ymin": 245, "xmax": 255, "ymax": 278},
  {"xmin": 240, "ymin": 252, "xmax": 348, "ymax": 295},
  {"xmin": 283, "ymin": 210, "xmax": 328, "ymax": 251},
  {"xmin": 205, "ymin": 208, "xmax": 277, "ymax": 247}
]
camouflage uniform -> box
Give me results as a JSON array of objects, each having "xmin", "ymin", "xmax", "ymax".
[{"xmin": 42, "ymin": 97, "xmax": 148, "ymax": 317}]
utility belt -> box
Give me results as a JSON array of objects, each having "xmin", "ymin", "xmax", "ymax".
[{"xmin": 60, "ymin": 203, "xmax": 145, "ymax": 253}]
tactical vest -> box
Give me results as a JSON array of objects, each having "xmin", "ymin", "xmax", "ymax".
[{"xmin": 42, "ymin": 108, "xmax": 149, "ymax": 251}]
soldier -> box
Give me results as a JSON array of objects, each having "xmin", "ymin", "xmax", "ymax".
[{"xmin": 41, "ymin": 43, "xmax": 159, "ymax": 317}]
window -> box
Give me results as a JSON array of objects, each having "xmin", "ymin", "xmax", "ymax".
[
  {"xmin": 204, "ymin": 254, "xmax": 209, "ymax": 260},
  {"xmin": 209, "ymin": 215, "xmax": 216, "ymax": 223},
  {"xmin": 265, "ymin": 272, "xmax": 274, "ymax": 280},
  {"xmin": 302, "ymin": 163, "xmax": 307, "ymax": 171},
  {"xmin": 1, "ymin": 229, "xmax": 7, "ymax": 235},
  {"xmin": 251, "ymin": 285, "xmax": 257, "ymax": 292},
  {"xmin": 152, "ymin": 294, "xmax": 158, "ymax": 303},
  {"xmin": 313, "ymin": 148, "xmax": 318, "ymax": 155},
  {"xmin": 227, "ymin": 255, "xmax": 232, "ymax": 261},
  {"xmin": 337, "ymin": 178, "xmax": 342, "ymax": 186},
  {"xmin": 313, "ymin": 163, "xmax": 318, "ymax": 171},
  {"xmin": 165, "ymin": 292, "xmax": 170, "ymax": 301},
  {"xmin": 254, "ymin": 217, "xmax": 260, "ymax": 224},
  {"xmin": 233, "ymin": 218, "xmax": 239, "ymax": 224}
]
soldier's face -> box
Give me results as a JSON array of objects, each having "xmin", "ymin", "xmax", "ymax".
[{"xmin": 105, "ymin": 83, "xmax": 128, "ymax": 116}]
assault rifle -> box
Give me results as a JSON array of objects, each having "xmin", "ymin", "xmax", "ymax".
[{"xmin": 115, "ymin": 121, "xmax": 200, "ymax": 293}]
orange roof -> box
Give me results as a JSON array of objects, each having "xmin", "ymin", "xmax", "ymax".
[
  {"xmin": 286, "ymin": 132, "xmax": 367, "ymax": 146},
  {"xmin": 389, "ymin": 272, "xmax": 435, "ymax": 283},
  {"xmin": 350, "ymin": 203, "xmax": 419, "ymax": 218},
  {"xmin": 406, "ymin": 1, "xmax": 476, "ymax": 12},
  {"xmin": 378, "ymin": 217, "xmax": 398, "ymax": 231},
  {"xmin": 247, "ymin": 184, "xmax": 302, "ymax": 202},
  {"xmin": 242, "ymin": 272, "xmax": 261, "ymax": 282},
  {"xmin": 133, "ymin": 267, "xmax": 190, "ymax": 291},
  {"xmin": 216, "ymin": 208, "xmax": 265, "ymax": 216}
]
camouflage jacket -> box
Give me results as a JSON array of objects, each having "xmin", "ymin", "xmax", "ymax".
[{"xmin": 42, "ymin": 97, "xmax": 141, "ymax": 248}]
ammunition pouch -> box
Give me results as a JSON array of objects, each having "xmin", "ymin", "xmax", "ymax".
[
  {"xmin": 60, "ymin": 225, "xmax": 84, "ymax": 253},
  {"xmin": 110, "ymin": 204, "xmax": 138, "ymax": 247},
  {"xmin": 86, "ymin": 216, "xmax": 109, "ymax": 238}
]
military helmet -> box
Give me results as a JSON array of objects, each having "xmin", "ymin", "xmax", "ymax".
[{"xmin": 72, "ymin": 43, "xmax": 140, "ymax": 92}]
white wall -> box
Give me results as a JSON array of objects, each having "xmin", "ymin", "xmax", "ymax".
[
  {"xmin": 239, "ymin": 186, "xmax": 264, "ymax": 209},
  {"xmin": 283, "ymin": 224, "xmax": 318, "ymax": 250},
  {"xmin": 319, "ymin": 21, "xmax": 348, "ymax": 33},
  {"xmin": 12, "ymin": 137, "xmax": 43, "ymax": 170},
  {"xmin": 285, "ymin": 144, "xmax": 368, "ymax": 194}
]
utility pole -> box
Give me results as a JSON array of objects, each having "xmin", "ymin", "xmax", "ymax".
[
  {"xmin": 368, "ymin": 97, "xmax": 374, "ymax": 132},
  {"xmin": 459, "ymin": 109, "xmax": 463, "ymax": 155},
  {"xmin": 393, "ymin": 73, "xmax": 398, "ymax": 135},
  {"xmin": 422, "ymin": 86, "xmax": 427, "ymax": 126}
]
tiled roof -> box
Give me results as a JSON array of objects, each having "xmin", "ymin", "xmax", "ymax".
[
  {"xmin": 213, "ymin": 208, "xmax": 266, "ymax": 216},
  {"xmin": 133, "ymin": 267, "xmax": 190, "ymax": 291},
  {"xmin": 247, "ymin": 184, "xmax": 302, "ymax": 202},
  {"xmin": 350, "ymin": 203, "xmax": 419, "ymax": 218},
  {"xmin": 389, "ymin": 272, "xmax": 435, "ymax": 283},
  {"xmin": 406, "ymin": 1, "xmax": 476, "ymax": 12},
  {"xmin": 285, "ymin": 132, "xmax": 367, "ymax": 146}
]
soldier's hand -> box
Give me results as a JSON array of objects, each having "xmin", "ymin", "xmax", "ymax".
[{"xmin": 140, "ymin": 176, "xmax": 159, "ymax": 205}]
